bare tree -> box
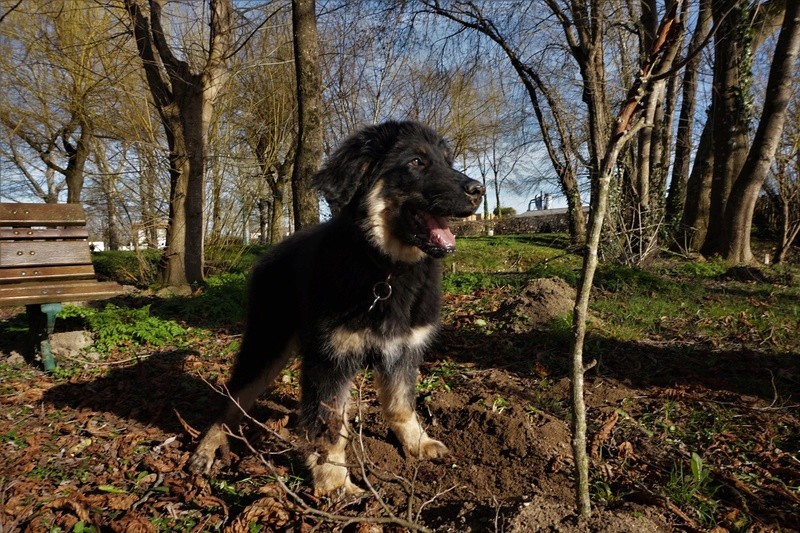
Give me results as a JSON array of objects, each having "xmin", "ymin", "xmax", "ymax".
[
  {"xmin": 124, "ymin": 0, "xmax": 232, "ymax": 289},
  {"xmin": 666, "ymin": 0, "xmax": 712, "ymax": 234},
  {"xmin": 234, "ymin": 5, "xmax": 297, "ymax": 244},
  {"xmin": 421, "ymin": 1, "xmax": 588, "ymax": 243},
  {"xmin": 762, "ymin": 137, "xmax": 800, "ymax": 264},
  {"xmin": 0, "ymin": 1, "xmax": 122, "ymax": 203},
  {"xmin": 570, "ymin": 4, "xmax": 683, "ymax": 515}
]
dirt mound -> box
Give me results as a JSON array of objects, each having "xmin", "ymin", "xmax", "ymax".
[
  {"xmin": 496, "ymin": 277, "xmax": 576, "ymax": 333},
  {"xmin": 508, "ymin": 495, "xmax": 671, "ymax": 532}
]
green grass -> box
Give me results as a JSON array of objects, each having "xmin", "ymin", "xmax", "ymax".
[
  {"xmin": 443, "ymin": 234, "xmax": 580, "ymax": 293},
  {"xmin": 158, "ymin": 272, "xmax": 248, "ymax": 326},
  {"xmin": 445, "ymin": 234, "xmax": 579, "ymax": 274},
  {"xmin": 205, "ymin": 244, "xmax": 269, "ymax": 275}
]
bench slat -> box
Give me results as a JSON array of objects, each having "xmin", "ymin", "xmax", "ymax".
[
  {"xmin": 0, "ymin": 203, "xmax": 86, "ymax": 226},
  {"xmin": 0, "ymin": 280, "xmax": 123, "ymax": 307},
  {"xmin": 0, "ymin": 227, "xmax": 89, "ymax": 240},
  {"xmin": 0, "ymin": 241, "xmax": 91, "ymax": 267},
  {"xmin": 0, "ymin": 264, "xmax": 97, "ymax": 283}
]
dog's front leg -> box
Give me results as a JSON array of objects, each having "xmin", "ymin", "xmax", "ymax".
[
  {"xmin": 375, "ymin": 368, "xmax": 449, "ymax": 460},
  {"xmin": 305, "ymin": 424, "xmax": 363, "ymax": 496},
  {"xmin": 301, "ymin": 363, "xmax": 362, "ymax": 496}
]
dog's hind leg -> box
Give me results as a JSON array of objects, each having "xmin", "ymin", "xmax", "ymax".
[
  {"xmin": 188, "ymin": 326, "xmax": 295, "ymax": 475},
  {"xmin": 374, "ymin": 366, "xmax": 449, "ymax": 460}
]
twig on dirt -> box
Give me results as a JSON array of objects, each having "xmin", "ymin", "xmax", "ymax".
[
  {"xmin": 208, "ymin": 376, "xmax": 434, "ymax": 532},
  {"xmin": 132, "ymin": 473, "xmax": 164, "ymax": 510},
  {"xmin": 665, "ymin": 499, "xmax": 704, "ymax": 532},
  {"xmin": 701, "ymin": 370, "xmax": 799, "ymax": 412},
  {"xmin": 414, "ymin": 483, "xmax": 460, "ymax": 524},
  {"xmin": 239, "ymin": 434, "xmax": 433, "ymax": 532},
  {"xmin": 174, "ymin": 408, "xmax": 200, "ymax": 439},
  {"xmin": 350, "ymin": 380, "xmax": 412, "ymax": 520}
]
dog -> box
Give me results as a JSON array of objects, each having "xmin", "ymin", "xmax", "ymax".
[{"xmin": 189, "ymin": 120, "xmax": 484, "ymax": 495}]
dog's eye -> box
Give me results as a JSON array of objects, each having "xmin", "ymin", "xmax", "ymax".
[{"xmin": 408, "ymin": 158, "xmax": 424, "ymax": 168}]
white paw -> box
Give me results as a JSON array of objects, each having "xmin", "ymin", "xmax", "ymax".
[{"xmin": 310, "ymin": 460, "xmax": 364, "ymax": 497}]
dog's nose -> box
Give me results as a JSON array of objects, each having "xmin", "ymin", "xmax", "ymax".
[{"xmin": 464, "ymin": 180, "xmax": 485, "ymax": 202}]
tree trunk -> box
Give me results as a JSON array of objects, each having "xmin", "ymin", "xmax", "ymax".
[
  {"xmin": 270, "ymin": 186, "xmax": 285, "ymax": 244},
  {"xmin": 106, "ymin": 185, "xmax": 120, "ymax": 250},
  {"xmin": 256, "ymin": 198, "xmax": 268, "ymax": 246},
  {"xmin": 62, "ymin": 119, "xmax": 91, "ymax": 204},
  {"xmin": 161, "ymin": 126, "xmax": 190, "ymax": 289},
  {"xmin": 181, "ymin": 81, "xmax": 207, "ymax": 284},
  {"xmin": 682, "ymin": 123, "xmax": 714, "ymax": 249},
  {"xmin": 701, "ymin": 0, "xmax": 753, "ymax": 257},
  {"xmin": 721, "ymin": 2, "xmax": 800, "ymax": 263},
  {"xmin": 773, "ymin": 196, "xmax": 800, "ymax": 264},
  {"xmin": 291, "ymin": 0, "xmax": 322, "ymax": 230},
  {"xmin": 139, "ymin": 151, "xmax": 158, "ymax": 248},
  {"xmin": 125, "ymin": 0, "xmax": 231, "ymax": 289},
  {"xmin": 667, "ymin": 0, "xmax": 711, "ymax": 231}
]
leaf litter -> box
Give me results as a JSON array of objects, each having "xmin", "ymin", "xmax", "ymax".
[{"xmin": 0, "ymin": 276, "xmax": 798, "ymax": 531}]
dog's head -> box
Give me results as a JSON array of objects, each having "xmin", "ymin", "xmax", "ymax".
[{"xmin": 313, "ymin": 121, "xmax": 485, "ymax": 262}]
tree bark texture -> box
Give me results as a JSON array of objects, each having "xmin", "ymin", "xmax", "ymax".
[
  {"xmin": 291, "ymin": 0, "xmax": 322, "ymax": 230},
  {"xmin": 62, "ymin": 118, "xmax": 90, "ymax": 204},
  {"xmin": 682, "ymin": 123, "xmax": 714, "ymax": 249},
  {"xmin": 721, "ymin": 2, "xmax": 800, "ymax": 263},
  {"xmin": 701, "ymin": 0, "xmax": 752, "ymax": 257}
]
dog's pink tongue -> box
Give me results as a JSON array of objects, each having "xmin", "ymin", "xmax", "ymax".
[{"xmin": 425, "ymin": 213, "xmax": 456, "ymax": 251}]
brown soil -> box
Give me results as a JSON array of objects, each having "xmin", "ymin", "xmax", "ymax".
[{"xmin": 1, "ymin": 278, "xmax": 798, "ymax": 532}]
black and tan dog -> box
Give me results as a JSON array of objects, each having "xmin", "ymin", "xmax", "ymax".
[{"xmin": 189, "ymin": 121, "xmax": 484, "ymax": 495}]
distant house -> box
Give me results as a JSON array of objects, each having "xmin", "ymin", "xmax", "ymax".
[{"xmin": 119, "ymin": 220, "xmax": 168, "ymax": 250}]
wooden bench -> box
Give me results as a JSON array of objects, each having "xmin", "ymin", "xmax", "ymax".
[{"xmin": 0, "ymin": 203, "xmax": 123, "ymax": 370}]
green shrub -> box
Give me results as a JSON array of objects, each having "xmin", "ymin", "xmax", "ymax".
[
  {"xmin": 205, "ymin": 245, "xmax": 268, "ymax": 275},
  {"xmin": 91, "ymin": 250, "xmax": 161, "ymax": 287},
  {"xmin": 59, "ymin": 304, "xmax": 184, "ymax": 353},
  {"xmin": 181, "ymin": 273, "xmax": 247, "ymax": 324}
]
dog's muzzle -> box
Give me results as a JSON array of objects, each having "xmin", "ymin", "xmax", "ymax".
[{"xmin": 413, "ymin": 177, "xmax": 485, "ymax": 258}]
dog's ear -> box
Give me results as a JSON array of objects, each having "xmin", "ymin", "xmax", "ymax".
[
  {"xmin": 313, "ymin": 122, "xmax": 409, "ymax": 215},
  {"xmin": 312, "ymin": 136, "xmax": 375, "ymax": 215}
]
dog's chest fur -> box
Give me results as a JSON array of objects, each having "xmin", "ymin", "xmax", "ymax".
[
  {"xmin": 294, "ymin": 222, "xmax": 442, "ymax": 366},
  {"xmin": 319, "ymin": 260, "xmax": 440, "ymax": 366}
]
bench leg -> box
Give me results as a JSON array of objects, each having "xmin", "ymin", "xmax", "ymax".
[{"xmin": 25, "ymin": 303, "xmax": 62, "ymax": 372}]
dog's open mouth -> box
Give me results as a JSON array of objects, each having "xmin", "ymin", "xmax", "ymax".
[{"xmin": 413, "ymin": 211, "xmax": 457, "ymax": 257}]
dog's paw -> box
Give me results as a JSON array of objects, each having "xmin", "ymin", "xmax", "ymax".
[
  {"xmin": 416, "ymin": 436, "xmax": 449, "ymax": 460},
  {"xmin": 188, "ymin": 425, "xmax": 229, "ymax": 474},
  {"xmin": 310, "ymin": 460, "xmax": 364, "ymax": 497},
  {"xmin": 188, "ymin": 449, "xmax": 215, "ymax": 474}
]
